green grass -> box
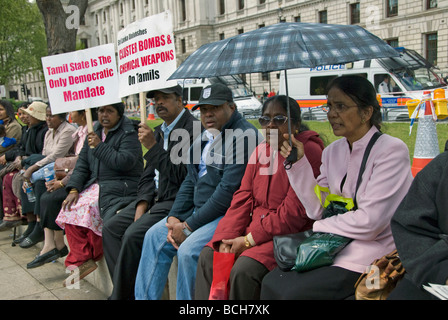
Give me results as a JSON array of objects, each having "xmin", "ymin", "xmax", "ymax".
[{"xmin": 141, "ymin": 118, "xmax": 448, "ymax": 161}]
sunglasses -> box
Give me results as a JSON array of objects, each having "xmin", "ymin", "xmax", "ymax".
[{"xmin": 258, "ymin": 115, "xmax": 288, "ymax": 127}]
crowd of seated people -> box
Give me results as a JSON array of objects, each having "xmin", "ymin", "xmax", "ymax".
[{"xmin": 0, "ymin": 76, "xmax": 446, "ymax": 300}]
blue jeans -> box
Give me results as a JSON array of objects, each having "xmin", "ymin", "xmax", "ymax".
[{"xmin": 134, "ymin": 216, "xmax": 222, "ymax": 300}]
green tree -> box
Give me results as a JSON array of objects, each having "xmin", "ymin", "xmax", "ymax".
[{"xmin": 0, "ymin": 0, "xmax": 47, "ymax": 85}]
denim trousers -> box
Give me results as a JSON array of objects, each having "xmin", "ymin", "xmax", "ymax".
[{"xmin": 134, "ymin": 216, "xmax": 222, "ymax": 300}]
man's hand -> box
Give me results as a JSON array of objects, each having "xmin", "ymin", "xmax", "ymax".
[
  {"xmin": 138, "ymin": 123, "xmax": 157, "ymax": 150},
  {"xmin": 134, "ymin": 201, "xmax": 149, "ymax": 222},
  {"xmin": 166, "ymin": 216, "xmax": 187, "ymax": 249}
]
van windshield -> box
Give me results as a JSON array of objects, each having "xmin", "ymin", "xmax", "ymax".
[
  {"xmin": 378, "ymin": 47, "xmax": 447, "ymax": 91},
  {"xmin": 231, "ymin": 87, "xmax": 252, "ymax": 99},
  {"xmin": 392, "ymin": 67, "xmax": 445, "ymax": 91}
]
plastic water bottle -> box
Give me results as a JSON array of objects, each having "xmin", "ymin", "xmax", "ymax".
[
  {"xmin": 24, "ymin": 181, "xmax": 36, "ymax": 202},
  {"xmin": 43, "ymin": 167, "xmax": 54, "ymax": 182}
]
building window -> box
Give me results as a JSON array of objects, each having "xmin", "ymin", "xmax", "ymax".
[
  {"xmin": 219, "ymin": 32, "xmax": 225, "ymax": 40},
  {"xmin": 238, "ymin": 28, "xmax": 244, "ymax": 34},
  {"xmin": 259, "ymin": 0, "xmax": 266, "ymax": 4},
  {"xmin": 319, "ymin": 10, "xmax": 327, "ymax": 23},
  {"xmin": 350, "ymin": 3, "xmax": 360, "ymax": 24},
  {"xmin": 426, "ymin": 33, "xmax": 438, "ymax": 66},
  {"xmin": 261, "ymin": 72, "xmax": 269, "ymax": 81},
  {"xmin": 427, "ymin": 0, "xmax": 437, "ymax": 9},
  {"xmin": 387, "ymin": 38, "xmax": 399, "ymax": 48},
  {"xmin": 386, "ymin": 0, "xmax": 398, "ymax": 17},
  {"xmin": 80, "ymin": 38, "xmax": 88, "ymax": 49},
  {"xmin": 219, "ymin": 0, "xmax": 225, "ymax": 15},
  {"xmin": 294, "ymin": 15, "xmax": 301, "ymax": 22},
  {"xmin": 180, "ymin": 0, "xmax": 186, "ymax": 21},
  {"xmin": 181, "ymin": 38, "xmax": 186, "ymax": 54},
  {"xmin": 238, "ymin": 0, "xmax": 244, "ymax": 10}
]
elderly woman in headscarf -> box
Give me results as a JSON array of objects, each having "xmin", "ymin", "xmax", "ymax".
[{"xmin": 56, "ymin": 102, "xmax": 143, "ymax": 287}]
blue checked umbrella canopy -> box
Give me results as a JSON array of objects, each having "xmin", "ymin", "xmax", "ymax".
[{"xmin": 169, "ymin": 22, "xmax": 399, "ymax": 79}]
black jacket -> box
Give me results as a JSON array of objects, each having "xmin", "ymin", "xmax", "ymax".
[
  {"xmin": 391, "ymin": 151, "xmax": 448, "ymax": 288},
  {"xmin": 67, "ymin": 116, "xmax": 144, "ymax": 221},
  {"xmin": 5, "ymin": 121, "xmax": 48, "ymax": 162},
  {"xmin": 135, "ymin": 108, "xmax": 199, "ymax": 209}
]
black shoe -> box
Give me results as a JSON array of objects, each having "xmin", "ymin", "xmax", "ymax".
[
  {"xmin": 59, "ymin": 245, "xmax": 69, "ymax": 258},
  {"xmin": 19, "ymin": 222, "xmax": 44, "ymax": 248},
  {"xmin": 26, "ymin": 248, "xmax": 60, "ymax": 269},
  {"xmin": 19, "ymin": 234, "xmax": 44, "ymax": 248},
  {"xmin": 13, "ymin": 221, "xmax": 36, "ymax": 244}
]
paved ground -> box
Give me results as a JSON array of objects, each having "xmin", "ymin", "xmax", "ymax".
[{"xmin": 0, "ymin": 226, "xmax": 107, "ymax": 300}]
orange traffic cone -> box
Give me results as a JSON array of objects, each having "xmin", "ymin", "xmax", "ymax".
[
  {"xmin": 411, "ymin": 91, "xmax": 440, "ymax": 177},
  {"xmin": 147, "ymin": 102, "xmax": 155, "ymax": 120}
]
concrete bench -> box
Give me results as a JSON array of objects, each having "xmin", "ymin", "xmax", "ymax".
[{"xmin": 15, "ymin": 224, "xmax": 178, "ymax": 300}]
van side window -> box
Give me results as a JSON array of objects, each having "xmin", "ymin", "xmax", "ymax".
[
  {"xmin": 191, "ymin": 87, "xmax": 203, "ymax": 101},
  {"xmin": 310, "ymin": 76, "xmax": 337, "ymax": 96}
]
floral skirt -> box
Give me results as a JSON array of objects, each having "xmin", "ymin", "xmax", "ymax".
[{"xmin": 55, "ymin": 183, "xmax": 102, "ymax": 236}]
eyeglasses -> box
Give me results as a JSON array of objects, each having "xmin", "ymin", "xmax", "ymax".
[
  {"xmin": 258, "ymin": 115, "xmax": 288, "ymax": 127},
  {"xmin": 324, "ymin": 103, "xmax": 357, "ymax": 114}
]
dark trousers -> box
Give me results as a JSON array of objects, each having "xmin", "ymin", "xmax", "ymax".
[
  {"xmin": 39, "ymin": 188, "xmax": 67, "ymax": 230},
  {"xmin": 387, "ymin": 276, "xmax": 436, "ymax": 300},
  {"xmin": 261, "ymin": 265, "xmax": 361, "ymax": 300},
  {"xmin": 102, "ymin": 200, "xmax": 173, "ymax": 300},
  {"xmin": 195, "ymin": 246, "xmax": 269, "ymax": 300}
]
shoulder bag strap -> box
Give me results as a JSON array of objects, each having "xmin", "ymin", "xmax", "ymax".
[{"xmin": 353, "ymin": 131, "xmax": 382, "ymax": 209}]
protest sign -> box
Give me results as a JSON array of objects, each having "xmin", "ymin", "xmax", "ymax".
[
  {"xmin": 41, "ymin": 43, "xmax": 120, "ymax": 115},
  {"xmin": 117, "ymin": 10, "xmax": 178, "ymax": 121}
]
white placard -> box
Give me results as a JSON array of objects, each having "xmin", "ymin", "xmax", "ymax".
[
  {"xmin": 117, "ymin": 10, "xmax": 178, "ymax": 98},
  {"xmin": 41, "ymin": 44, "xmax": 121, "ymax": 114}
]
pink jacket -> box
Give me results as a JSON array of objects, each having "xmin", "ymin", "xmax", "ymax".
[{"xmin": 287, "ymin": 126, "xmax": 413, "ymax": 273}]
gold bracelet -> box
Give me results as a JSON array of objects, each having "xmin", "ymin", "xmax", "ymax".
[
  {"xmin": 244, "ymin": 235, "xmax": 252, "ymax": 248},
  {"xmin": 69, "ymin": 188, "xmax": 78, "ymax": 194},
  {"xmin": 59, "ymin": 181, "xmax": 65, "ymax": 188}
]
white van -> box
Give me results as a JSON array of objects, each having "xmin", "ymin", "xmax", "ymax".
[
  {"xmin": 177, "ymin": 75, "xmax": 262, "ymax": 118},
  {"xmin": 279, "ymin": 47, "xmax": 447, "ymax": 121}
]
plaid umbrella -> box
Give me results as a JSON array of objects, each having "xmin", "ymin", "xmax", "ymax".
[
  {"xmin": 169, "ymin": 22, "xmax": 399, "ymax": 79},
  {"xmin": 169, "ymin": 22, "xmax": 399, "ymax": 165}
]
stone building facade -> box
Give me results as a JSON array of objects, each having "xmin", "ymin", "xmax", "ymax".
[{"xmin": 8, "ymin": 0, "xmax": 448, "ymax": 106}]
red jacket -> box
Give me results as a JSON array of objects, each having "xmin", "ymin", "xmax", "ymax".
[{"xmin": 208, "ymin": 130, "xmax": 324, "ymax": 270}]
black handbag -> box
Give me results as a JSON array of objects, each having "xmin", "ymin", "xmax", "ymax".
[
  {"xmin": 273, "ymin": 132, "xmax": 382, "ymax": 272},
  {"xmin": 273, "ymin": 230, "xmax": 313, "ymax": 271}
]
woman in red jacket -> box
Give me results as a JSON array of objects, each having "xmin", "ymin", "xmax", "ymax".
[{"xmin": 195, "ymin": 95, "xmax": 324, "ymax": 300}]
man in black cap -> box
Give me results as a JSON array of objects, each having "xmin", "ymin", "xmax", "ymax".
[
  {"xmin": 102, "ymin": 84, "xmax": 198, "ymax": 300},
  {"xmin": 134, "ymin": 83, "xmax": 261, "ymax": 300}
]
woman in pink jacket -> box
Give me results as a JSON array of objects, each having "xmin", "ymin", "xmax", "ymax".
[
  {"xmin": 261, "ymin": 75, "xmax": 414, "ymax": 300},
  {"xmin": 195, "ymin": 95, "xmax": 324, "ymax": 300}
]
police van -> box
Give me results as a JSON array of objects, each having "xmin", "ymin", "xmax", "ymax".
[
  {"xmin": 177, "ymin": 75, "xmax": 262, "ymax": 118},
  {"xmin": 279, "ymin": 47, "xmax": 447, "ymax": 121}
]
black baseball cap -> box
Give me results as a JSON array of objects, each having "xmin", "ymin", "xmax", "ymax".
[
  {"xmin": 147, "ymin": 85, "xmax": 183, "ymax": 98},
  {"xmin": 192, "ymin": 83, "xmax": 233, "ymax": 111}
]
